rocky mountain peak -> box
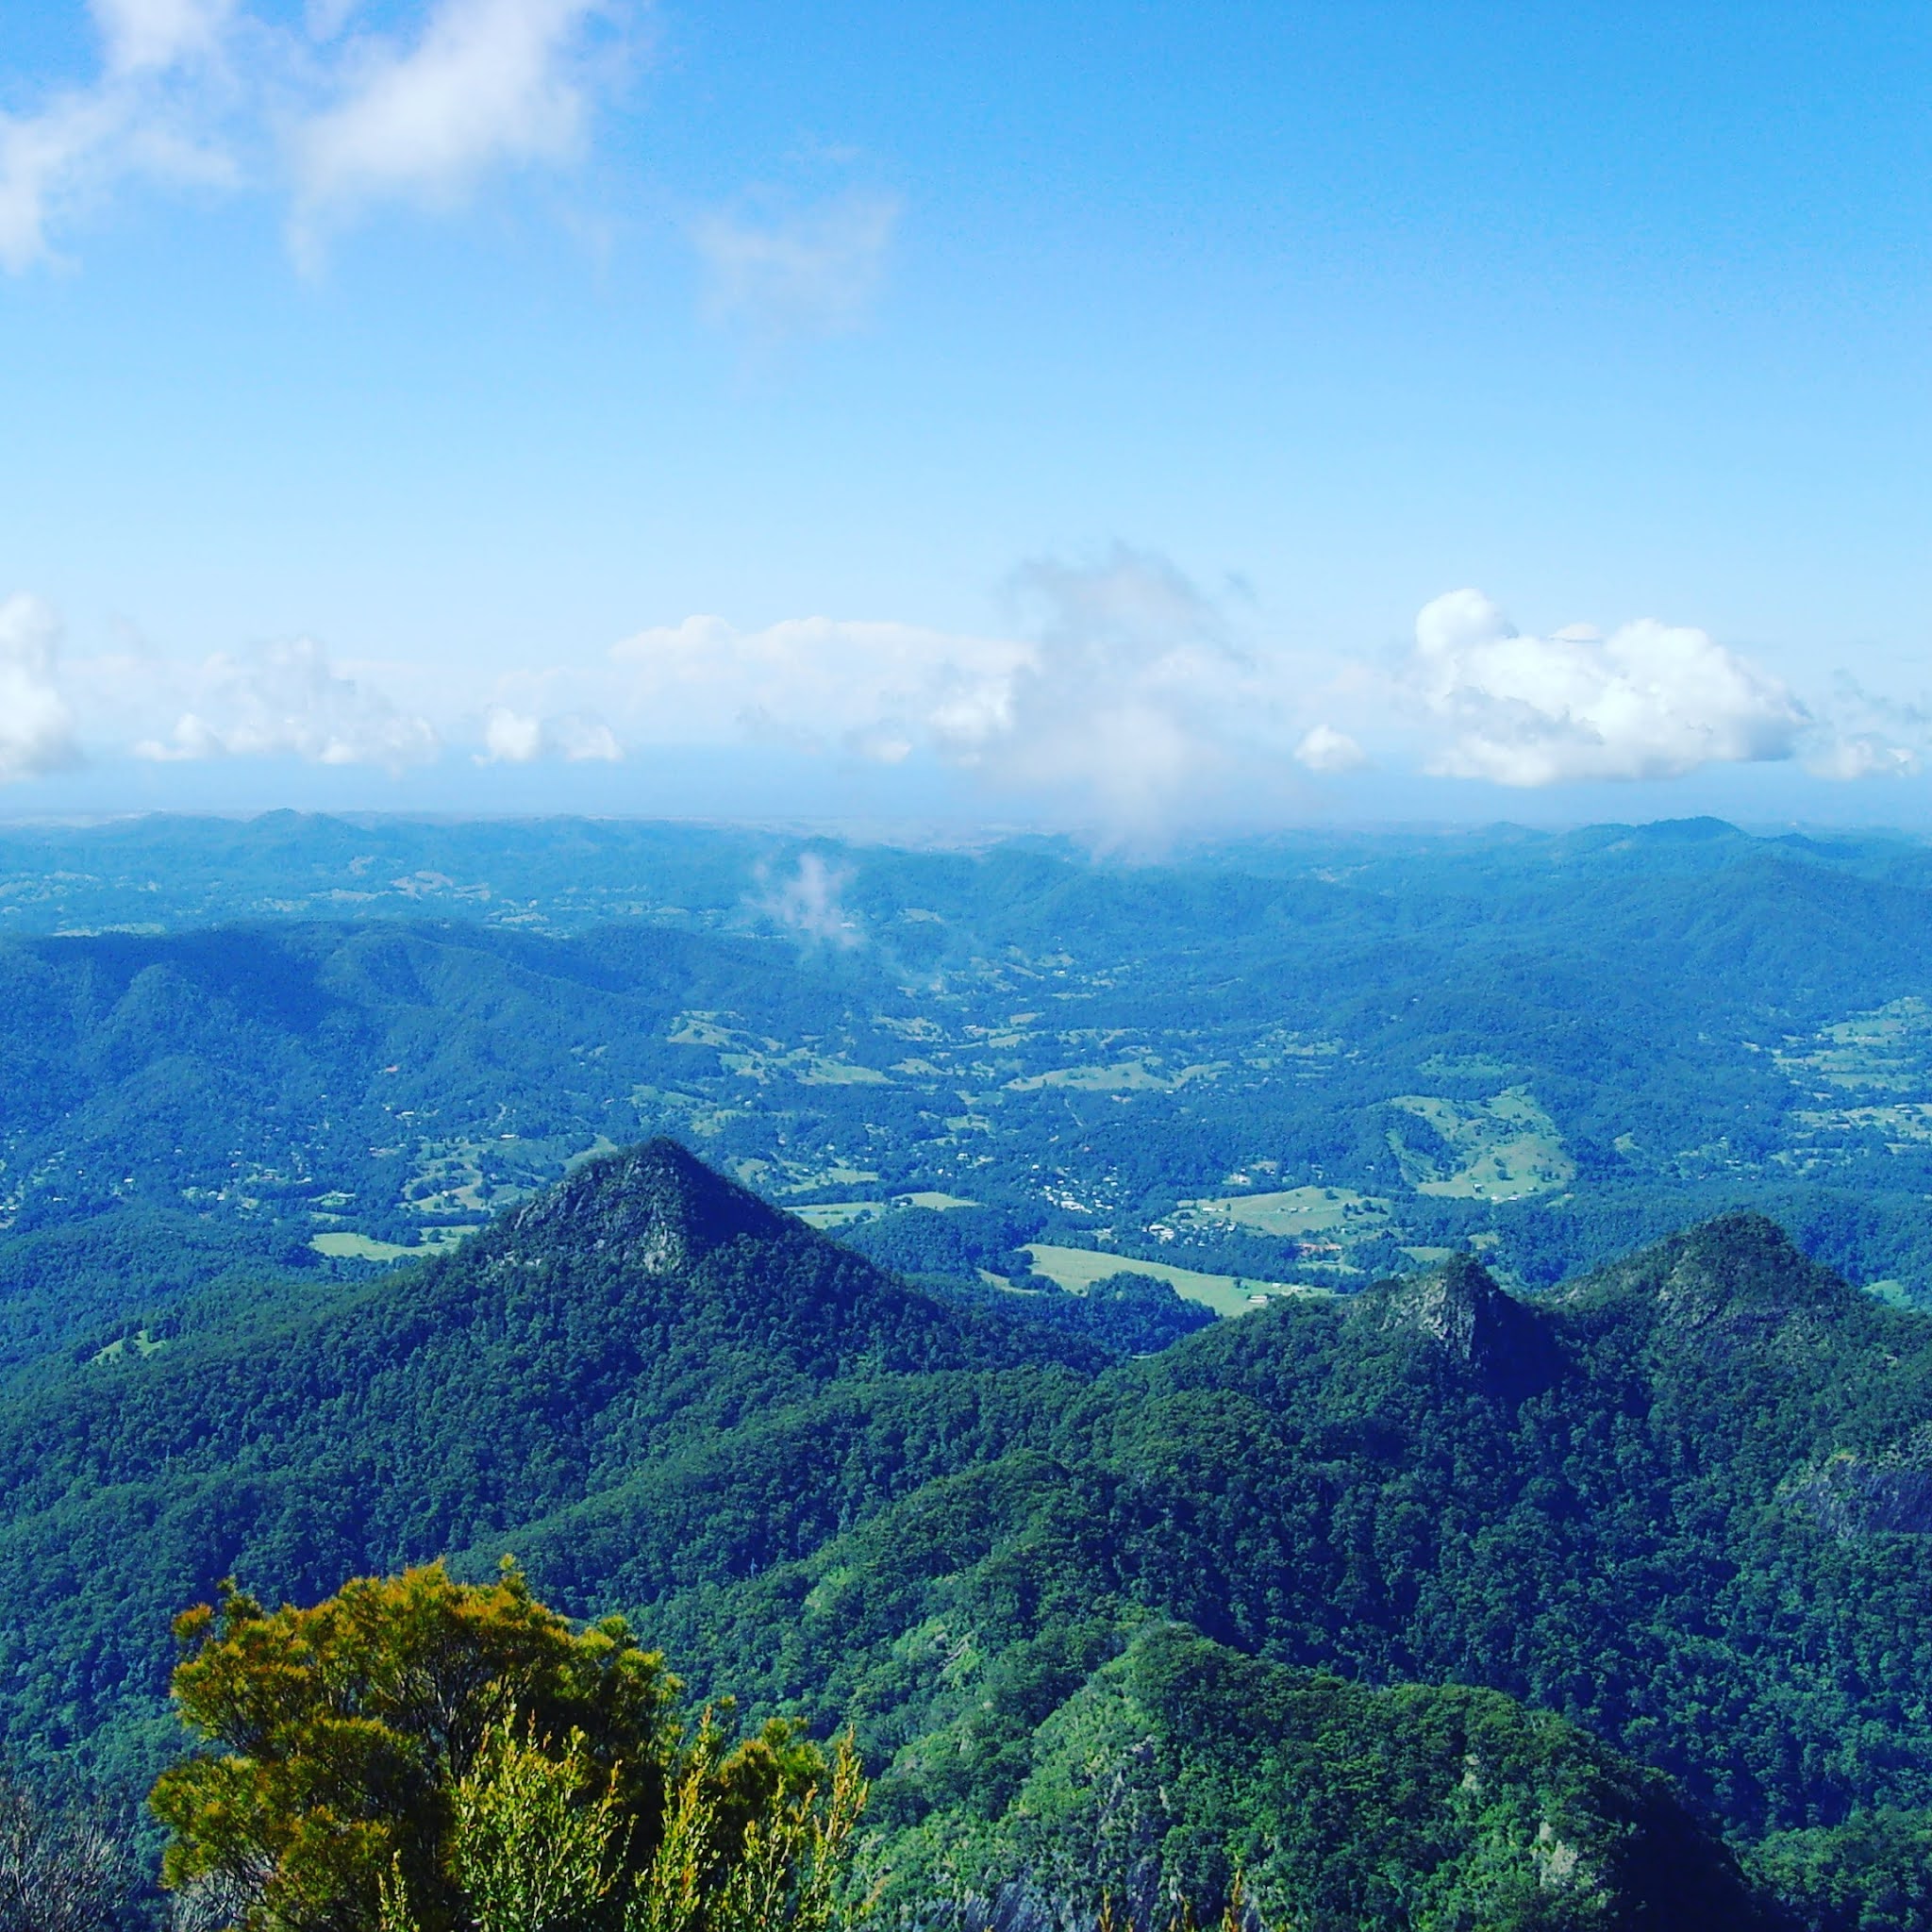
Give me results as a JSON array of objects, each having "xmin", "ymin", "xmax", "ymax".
[
  {"xmin": 1361, "ymin": 1253, "xmax": 1563, "ymax": 1394},
  {"xmin": 1647, "ymin": 1212, "xmax": 1849, "ymax": 1330},
  {"xmin": 492, "ymin": 1138, "xmax": 792, "ymax": 1278}
]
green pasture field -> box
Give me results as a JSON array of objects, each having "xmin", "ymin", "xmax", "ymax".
[
  {"xmin": 1022, "ymin": 1242, "xmax": 1318, "ymax": 1320},
  {"xmin": 794, "ymin": 1191, "xmax": 978, "ymax": 1229},
  {"xmin": 1386, "ymin": 1086, "xmax": 1575, "ymax": 1201},
  {"xmin": 1175, "ymin": 1185, "xmax": 1391, "ymax": 1241},
  {"xmin": 311, "ymin": 1227, "xmax": 477, "ymax": 1262}
]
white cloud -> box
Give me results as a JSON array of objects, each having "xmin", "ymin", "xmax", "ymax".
[
  {"xmin": 1802, "ymin": 678, "xmax": 1927, "ymax": 780},
  {"xmin": 134, "ymin": 636, "xmax": 439, "ymax": 770},
  {"xmin": 480, "ymin": 705, "xmax": 543, "ymax": 764},
  {"xmin": 1401, "ymin": 588, "xmax": 1816, "ymax": 787},
  {"xmin": 290, "ymin": 0, "xmax": 613, "ymax": 256},
  {"xmin": 693, "ymin": 186, "xmax": 901, "ymax": 343},
  {"xmin": 612, "ymin": 548, "xmax": 1261, "ymax": 833},
  {"xmin": 0, "ymin": 0, "xmax": 631, "ymax": 271},
  {"xmin": 475, "ymin": 704, "xmax": 620, "ymax": 763},
  {"xmin": 0, "ymin": 2, "xmax": 235, "ymax": 274},
  {"xmin": 960, "ymin": 548, "xmax": 1252, "ymax": 830},
  {"xmin": 1294, "ymin": 723, "xmax": 1368, "ymax": 774},
  {"xmin": 755, "ymin": 852, "xmax": 862, "ymax": 949},
  {"xmin": 610, "ymin": 612, "xmax": 1028, "ymax": 755},
  {"xmin": 92, "ymin": 0, "xmax": 237, "ymax": 75},
  {"xmin": 0, "ymin": 596, "xmax": 81, "ymax": 783},
  {"xmin": 1806, "ymin": 734, "xmax": 1920, "ymax": 781},
  {"xmin": 0, "ymin": 97, "xmax": 106, "ymax": 273}
]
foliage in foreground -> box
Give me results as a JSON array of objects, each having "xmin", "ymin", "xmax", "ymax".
[
  {"xmin": 0, "ymin": 1776, "xmax": 138, "ymax": 1932},
  {"xmin": 11, "ymin": 1143, "xmax": 1932, "ymax": 1929},
  {"xmin": 151, "ymin": 1562, "xmax": 866, "ymax": 1932}
]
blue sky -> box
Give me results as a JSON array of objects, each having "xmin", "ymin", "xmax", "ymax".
[{"xmin": 1, "ymin": 0, "xmax": 1927, "ymax": 830}]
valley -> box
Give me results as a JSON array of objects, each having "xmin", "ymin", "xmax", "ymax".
[
  {"xmin": 10, "ymin": 815, "xmax": 1932, "ymax": 1381},
  {"xmin": 7, "ymin": 815, "xmax": 1932, "ymax": 1928}
]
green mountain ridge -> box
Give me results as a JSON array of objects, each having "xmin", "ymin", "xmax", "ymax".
[
  {"xmin": 0, "ymin": 1141, "xmax": 1093, "ymax": 1784},
  {"xmin": 6, "ymin": 1140, "xmax": 1932, "ymax": 1926},
  {"xmin": 23, "ymin": 815, "xmax": 1932, "ymax": 1390},
  {"xmin": 880, "ymin": 1621, "xmax": 1767, "ymax": 1928}
]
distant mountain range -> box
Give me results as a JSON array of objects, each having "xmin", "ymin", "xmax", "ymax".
[
  {"xmin": 8, "ymin": 1139, "xmax": 1932, "ymax": 1927},
  {"xmin": 14, "ymin": 813, "xmax": 1932, "ymax": 1403}
]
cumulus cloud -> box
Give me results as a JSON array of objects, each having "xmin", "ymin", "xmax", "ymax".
[
  {"xmin": 0, "ymin": 0, "xmax": 236, "ymax": 272},
  {"xmin": 290, "ymin": 0, "xmax": 615, "ymax": 258},
  {"xmin": 475, "ymin": 704, "xmax": 621, "ymax": 764},
  {"xmin": 611, "ymin": 612, "xmax": 1027, "ymax": 757},
  {"xmin": 1294, "ymin": 723, "xmax": 1368, "ymax": 774},
  {"xmin": 1806, "ymin": 735, "xmax": 1919, "ymax": 781},
  {"xmin": 960, "ymin": 548, "xmax": 1252, "ymax": 828},
  {"xmin": 755, "ymin": 852, "xmax": 863, "ymax": 949},
  {"xmin": 1398, "ymin": 589, "xmax": 1817, "ymax": 787},
  {"xmin": 0, "ymin": 595, "xmax": 82, "ymax": 783},
  {"xmin": 134, "ymin": 636, "xmax": 439, "ymax": 770},
  {"xmin": 0, "ymin": 0, "xmax": 632, "ymax": 271},
  {"xmin": 694, "ymin": 186, "xmax": 901, "ymax": 343},
  {"xmin": 1802, "ymin": 677, "xmax": 1928, "ymax": 780},
  {"xmin": 612, "ymin": 548, "xmax": 1260, "ymax": 832}
]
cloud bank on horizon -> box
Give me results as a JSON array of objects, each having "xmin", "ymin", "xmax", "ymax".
[
  {"xmin": 4, "ymin": 3, "xmax": 1922, "ymax": 837},
  {"xmin": 1395, "ymin": 589, "xmax": 1883, "ymax": 789},
  {"xmin": 6, "ymin": 551, "xmax": 1921, "ymax": 829},
  {"xmin": 0, "ymin": 597, "xmax": 82, "ymax": 786}
]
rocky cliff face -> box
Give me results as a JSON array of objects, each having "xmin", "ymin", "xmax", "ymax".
[
  {"xmin": 1790, "ymin": 1426, "xmax": 1932, "ymax": 1538},
  {"xmin": 493, "ymin": 1138, "xmax": 793, "ymax": 1279},
  {"xmin": 1358, "ymin": 1252, "xmax": 1565, "ymax": 1396}
]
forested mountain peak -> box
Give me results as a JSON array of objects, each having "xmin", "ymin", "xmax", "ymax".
[
  {"xmin": 8, "ymin": 1147, "xmax": 1932, "ymax": 1923},
  {"xmin": 438, "ymin": 1136, "xmax": 1097, "ymax": 1380},
  {"xmin": 490, "ymin": 1138, "xmax": 793, "ymax": 1281},
  {"xmin": 1560, "ymin": 1209, "xmax": 1862, "ymax": 1341},
  {"xmin": 0, "ymin": 1140, "xmax": 1099, "ymax": 1789},
  {"xmin": 1353, "ymin": 1251, "xmax": 1558, "ymax": 1383}
]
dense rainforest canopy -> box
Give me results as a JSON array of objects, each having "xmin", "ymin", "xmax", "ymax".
[{"xmin": 2, "ymin": 1138, "xmax": 1931, "ymax": 1927}]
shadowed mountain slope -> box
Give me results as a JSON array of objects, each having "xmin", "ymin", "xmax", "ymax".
[
  {"xmin": 636, "ymin": 1213, "xmax": 1932, "ymax": 1853},
  {"xmin": 7, "ymin": 1154, "xmax": 1932, "ymax": 1924},
  {"xmin": 0, "ymin": 1141, "xmax": 1098, "ymax": 1784}
]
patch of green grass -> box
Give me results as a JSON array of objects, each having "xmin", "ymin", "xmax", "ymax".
[
  {"xmin": 89, "ymin": 1327, "xmax": 166, "ymax": 1365},
  {"xmin": 792, "ymin": 1203, "xmax": 887, "ymax": 1230},
  {"xmin": 675, "ymin": 1010, "xmax": 891, "ymax": 1087},
  {"xmin": 1418, "ymin": 1053, "xmax": 1518, "ymax": 1078},
  {"xmin": 1774, "ymin": 997, "xmax": 1932, "ymax": 1094},
  {"xmin": 1386, "ymin": 1087, "xmax": 1575, "ymax": 1201},
  {"xmin": 1790, "ymin": 1101, "xmax": 1932, "ymax": 1148},
  {"xmin": 1008, "ymin": 1060, "xmax": 1171, "ymax": 1092},
  {"xmin": 1176, "ymin": 1185, "xmax": 1390, "ymax": 1240},
  {"xmin": 793, "ymin": 1058, "xmax": 892, "ymax": 1086},
  {"xmin": 780, "ymin": 1165, "xmax": 881, "ymax": 1193},
  {"xmin": 310, "ymin": 1228, "xmax": 476, "ymax": 1262},
  {"xmin": 792, "ymin": 1191, "xmax": 974, "ymax": 1230},
  {"xmin": 1862, "ymin": 1278, "xmax": 1920, "ymax": 1308},
  {"xmin": 1022, "ymin": 1243, "xmax": 1318, "ymax": 1320}
]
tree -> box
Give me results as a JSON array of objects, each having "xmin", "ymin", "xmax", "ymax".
[
  {"xmin": 376, "ymin": 1711, "xmax": 868, "ymax": 1932},
  {"xmin": 0, "ymin": 1777, "xmax": 133, "ymax": 1932},
  {"xmin": 151, "ymin": 1561, "xmax": 860, "ymax": 1932}
]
